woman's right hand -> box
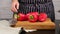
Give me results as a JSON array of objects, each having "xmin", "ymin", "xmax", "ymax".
[{"xmin": 11, "ymin": 0, "xmax": 19, "ymax": 12}]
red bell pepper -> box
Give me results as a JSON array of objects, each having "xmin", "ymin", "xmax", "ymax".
[
  {"xmin": 27, "ymin": 12, "xmax": 38, "ymax": 22},
  {"xmin": 17, "ymin": 13, "xmax": 26, "ymax": 21},
  {"xmin": 31, "ymin": 12, "xmax": 39, "ymax": 16},
  {"xmin": 39, "ymin": 13, "xmax": 47, "ymax": 22}
]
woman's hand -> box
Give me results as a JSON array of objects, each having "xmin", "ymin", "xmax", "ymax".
[{"xmin": 11, "ymin": 0, "xmax": 19, "ymax": 12}]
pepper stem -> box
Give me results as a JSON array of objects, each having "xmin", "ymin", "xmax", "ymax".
[
  {"xmin": 29, "ymin": 15, "xmax": 34, "ymax": 19},
  {"xmin": 14, "ymin": 14, "xmax": 18, "ymax": 19}
]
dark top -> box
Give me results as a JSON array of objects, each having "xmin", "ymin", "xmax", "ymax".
[{"xmin": 18, "ymin": 0, "xmax": 52, "ymax": 4}]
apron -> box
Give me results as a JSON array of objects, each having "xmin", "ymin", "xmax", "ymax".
[{"xmin": 18, "ymin": 0, "xmax": 55, "ymax": 22}]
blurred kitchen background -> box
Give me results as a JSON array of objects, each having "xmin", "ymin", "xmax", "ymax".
[
  {"xmin": 0, "ymin": 0, "xmax": 60, "ymax": 20},
  {"xmin": 0, "ymin": 0, "xmax": 60, "ymax": 34}
]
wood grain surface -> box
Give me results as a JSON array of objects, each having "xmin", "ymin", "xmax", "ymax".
[{"xmin": 12, "ymin": 18, "xmax": 55, "ymax": 30}]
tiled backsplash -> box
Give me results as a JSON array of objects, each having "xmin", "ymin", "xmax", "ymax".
[{"xmin": 0, "ymin": 0, "xmax": 60, "ymax": 20}]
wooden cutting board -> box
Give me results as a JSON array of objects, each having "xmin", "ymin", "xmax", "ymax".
[{"xmin": 12, "ymin": 18, "xmax": 55, "ymax": 30}]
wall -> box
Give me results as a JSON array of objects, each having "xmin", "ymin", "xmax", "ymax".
[
  {"xmin": 0, "ymin": 0, "xmax": 13, "ymax": 19},
  {"xmin": 0, "ymin": 0, "xmax": 60, "ymax": 20},
  {"xmin": 53, "ymin": 0, "xmax": 60, "ymax": 20}
]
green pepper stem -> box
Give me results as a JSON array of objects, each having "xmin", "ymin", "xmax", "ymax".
[{"xmin": 29, "ymin": 15, "xmax": 34, "ymax": 19}]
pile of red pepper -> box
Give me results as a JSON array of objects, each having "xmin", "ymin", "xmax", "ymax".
[{"xmin": 17, "ymin": 12, "xmax": 47, "ymax": 22}]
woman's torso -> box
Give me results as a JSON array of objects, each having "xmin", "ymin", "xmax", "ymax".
[{"xmin": 18, "ymin": 0, "xmax": 55, "ymax": 22}]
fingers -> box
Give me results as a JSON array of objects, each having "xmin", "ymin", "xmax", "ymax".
[
  {"xmin": 11, "ymin": 2, "xmax": 19, "ymax": 12},
  {"xmin": 11, "ymin": 4, "xmax": 17, "ymax": 12},
  {"xmin": 17, "ymin": 3, "xmax": 19, "ymax": 9}
]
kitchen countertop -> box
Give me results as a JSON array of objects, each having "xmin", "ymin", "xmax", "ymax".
[{"xmin": 0, "ymin": 20, "xmax": 38, "ymax": 34}]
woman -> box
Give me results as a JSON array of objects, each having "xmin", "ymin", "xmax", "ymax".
[{"xmin": 11, "ymin": 0, "xmax": 55, "ymax": 22}]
